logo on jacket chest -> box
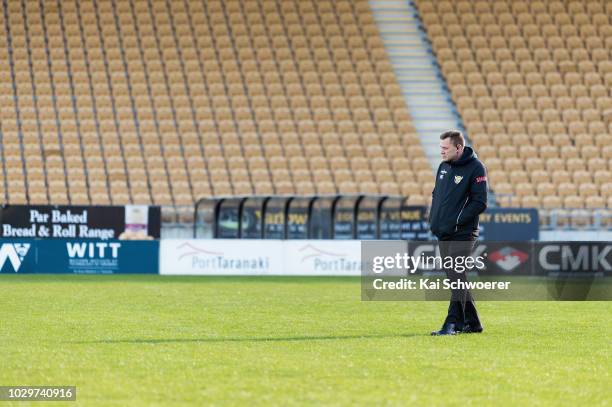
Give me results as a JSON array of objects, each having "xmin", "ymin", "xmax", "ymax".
[
  {"xmin": 439, "ymin": 170, "xmax": 447, "ymax": 179},
  {"xmin": 454, "ymin": 175, "xmax": 463, "ymax": 184}
]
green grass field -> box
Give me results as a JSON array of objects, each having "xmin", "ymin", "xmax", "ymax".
[{"xmin": 1, "ymin": 275, "xmax": 610, "ymax": 406}]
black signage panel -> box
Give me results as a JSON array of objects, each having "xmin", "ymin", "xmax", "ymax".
[{"xmin": 0, "ymin": 205, "xmax": 161, "ymax": 240}]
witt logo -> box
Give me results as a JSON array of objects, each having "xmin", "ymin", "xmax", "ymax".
[
  {"xmin": 489, "ymin": 247, "xmax": 529, "ymax": 272},
  {"xmin": 0, "ymin": 243, "xmax": 31, "ymax": 272},
  {"xmin": 66, "ymin": 242, "xmax": 121, "ymax": 258}
]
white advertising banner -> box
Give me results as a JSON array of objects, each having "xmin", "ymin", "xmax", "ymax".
[
  {"xmin": 160, "ymin": 239, "xmax": 362, "ymax": 276},
  {"xmin": 283, "ymin": 240, "xmax": 361, "ymax": 276},
  {"xmin": 160, "ymin": 239, "xmax": 284, "ymax": 275}
]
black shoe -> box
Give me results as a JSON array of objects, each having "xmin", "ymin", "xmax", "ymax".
[
  {"xmin": 431, "ymin": 323, "xmax": 458, "ymax": 336},
  {"xmin": 460, "ymin": 324, "xmax": 484, "ymax": 334}
]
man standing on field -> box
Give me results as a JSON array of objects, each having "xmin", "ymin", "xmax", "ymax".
[{"xmin": 428, "ymin": 130, "xmax": 487, "ymax": 336}]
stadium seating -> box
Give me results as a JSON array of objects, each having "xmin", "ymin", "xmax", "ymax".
[
  {"xmin": 416, "ymin": 0, "xmax": 612, "ymax": 218},
  {"xmin": 0, "ymin": 0, "xmax": 425, "ymax": 212}
]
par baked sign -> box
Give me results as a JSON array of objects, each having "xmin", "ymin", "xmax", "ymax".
[{"xmin": 0, "ymin": 205, "xmax": 161, "ymax": 240}]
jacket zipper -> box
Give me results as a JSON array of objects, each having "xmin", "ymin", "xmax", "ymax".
[{"xmin": 455, "ymin": 196, "xmax": 469, "ymax": 232}]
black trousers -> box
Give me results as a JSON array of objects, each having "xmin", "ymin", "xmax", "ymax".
[{"xmin": 439, "ymin": 238, "xmax": 481, "ymax": 328}]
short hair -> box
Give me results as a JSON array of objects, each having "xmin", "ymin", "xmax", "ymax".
[{"xmin": 440, "ymin": 130, "xmax": 465, "ymax": 147}]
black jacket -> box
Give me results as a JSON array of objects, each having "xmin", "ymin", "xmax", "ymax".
[{"xmin": 429, "ymin": 146, "xmax": 488, "ymax": 240}]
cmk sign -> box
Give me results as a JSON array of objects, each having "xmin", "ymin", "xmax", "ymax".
[{"xmin": 538, "ymin": 244, "xmax": 612, "ymax": 272}]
